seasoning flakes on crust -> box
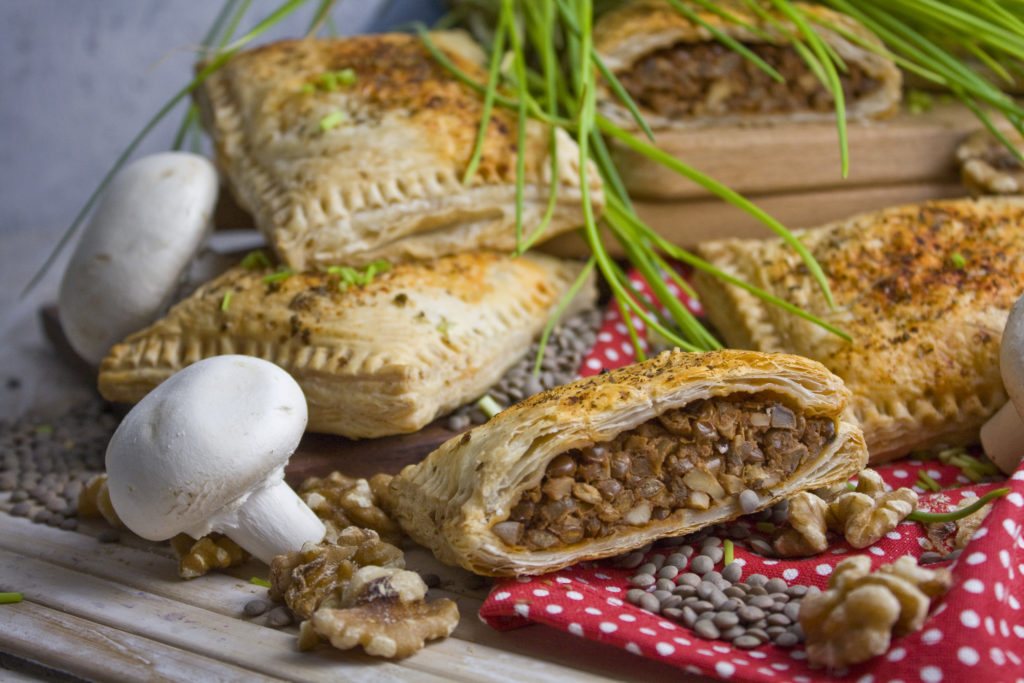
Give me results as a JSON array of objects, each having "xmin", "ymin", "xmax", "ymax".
[
  {"xmin": 694, "ymin": 197, "xmax": 1024, "ymax": 463},
  {"xmin": 388, "ymin": 348, "xmax": 867, "ymax": 577},
  {"xmin": 97, "ymin": 251, "xmax": 595, "ymax": 438},
  {"xmin": 194, "ymin": 32, "xmax": 603, "ymax": 269}
]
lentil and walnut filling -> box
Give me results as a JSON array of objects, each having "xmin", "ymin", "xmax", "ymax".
[
  {"xmin": 618, "ymin": 42, "xmax": 881, "ymax": 120},
  {"xmin": 495, "ymin": 394, "xmax": 836, "ymax": 551}
]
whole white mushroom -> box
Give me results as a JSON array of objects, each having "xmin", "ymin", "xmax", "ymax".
[
  {"xmin": 105, "ymin": 355, "xmax": 325, "ymax": 564},
  {"xmin": 59, "ymin": 152, "xmax": 218, "ymax": 365},
  {"xmin": 981, "ymin": 291, "xmax": 1024, "ymax": 474}
]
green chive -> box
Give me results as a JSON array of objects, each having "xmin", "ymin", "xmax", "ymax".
[
  {"xmin": 250, "ymin": 577, "xmax": 271, "ymax": 588},
  {"xmin": 907, "ymin": 487, "xmax": 1010, "ymax": 523},
  {"xmin": 755, "ymin": 521, "xmax": 777, "ymax": 534},
  {"xmin": 950, "ymin": 252, "xmax": 967, "ymax": 269},
  {"xmin": 0, "ymin": 592, "xmax": 23, "ymax": 604},
  {"xmin": 220, "ymin": 290, "xmax": 232, "ymax": 311},
  {"xmin": 34, "ymin": 424, "xmax": 53, "ymax": 436},
  {"xmin": 916, "ymin": 471, "xmax": 942, "ymax": 492},
  {"xmin": 319, "ymin": 110, "xmax": 345, "ymax": 131},
  {"xmin": 477, "ymin": 394, "xmax": 504, "ymax": 418},
  {"xmin": 723, "ymin": 539, "xmax": 735, "ymax": 565}
]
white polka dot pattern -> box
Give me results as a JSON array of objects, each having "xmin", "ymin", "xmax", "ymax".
[{"xmin": 476, "ymin": 265, "xmax": 1024, "ymax": 682}]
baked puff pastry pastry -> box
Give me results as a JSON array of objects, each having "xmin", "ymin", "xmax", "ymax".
[
  {"xmin": 693, "ymin": 197, "xmax": 1024, "ymax": 464},
  {"xmin": 97, "ymin": 251, "xmax": 595, "ymax": 439},
  {"xmin": 388, "ymin": 349, "xmax": 867, "ymax": 576},
  {"xmin": 194, "ymin": 32, "xmax": 603, "ymax": 270},
  {"xmin": 594, "ymin": 0, "xmax": 901, "ymax": 130}
]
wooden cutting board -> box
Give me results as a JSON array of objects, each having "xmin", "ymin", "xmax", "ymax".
[{"xmin": 542, "ymin": 101, "xmax": 987, "ymax": 253}]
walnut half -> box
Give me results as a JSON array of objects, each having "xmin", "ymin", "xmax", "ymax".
[
  {"xmin": 299, "ymin": 566, "xmax": 459, "ymax": 658},
  {"xmin": 799, "ymin": 555, "xmax": 952, "ymax": 669},
  {"xmin": 827, "ymin": 469, "xmax": 917, "ymax": 548}
]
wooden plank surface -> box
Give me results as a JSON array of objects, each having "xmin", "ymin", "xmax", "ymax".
[
  {"xmin": 0, "ymin": 499, "xmax": 696, "ymax": 682},
  {"xmin": 610, "ymin": 102, "xmax": 985, "ymax": 200}
]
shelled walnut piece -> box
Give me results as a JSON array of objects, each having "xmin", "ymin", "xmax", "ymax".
[
  {"xmin": 957, "ymin": 129, "xmax": 1024, "ymax": 196},
  {"xmin": 799, "ymin": 555, "xmax": 952, "ymax": 668},
  {"xmin": 299, "ymin": 472, "xmax": 400, "ymax": 545},
  {"xmin": 78, "ymin": 473, "xmax": 253, "ymax": 579},
  {"xmin": 170, "ymin": 534, "xmax": 249, "ymax": 580},
  {"xmin": 772, "ymin": 468, "xmax": 917, "ymax": 557},
  {"xmin": 270, "ymin": 527, "xmax": 459, "ymax": 659}
]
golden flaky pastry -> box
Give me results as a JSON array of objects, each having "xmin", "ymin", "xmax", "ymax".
[
  {"xmin": 195, "ymin": 33, "xmax": 603, "ymax": 270},
  {"xmin": 98, "ymin": 252, "xmax": 595, "ymax": 439},
  {"xmin": 694, "ymin": 197, "xmax": 1024, "ymax": 463},
  {"xmin": 388, "ymin": 349, "xmax": 867, "ymax": 576},
  {"xmin": 594, "ymin": 0, "xmax": 900, "ymax": 131}
]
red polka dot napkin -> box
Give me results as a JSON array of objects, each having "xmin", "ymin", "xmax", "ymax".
[{"xmin": 479, "ymin": 269, "xmax": 1024, "ymax": 682}]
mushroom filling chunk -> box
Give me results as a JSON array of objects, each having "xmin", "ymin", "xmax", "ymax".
[
  {"xmin": 617, "ymin": 42, "xmax": 881, "ymax": 119},
  {"xmin": 494, "ymin": 395, "xmax": 836, "ymax": 551}
]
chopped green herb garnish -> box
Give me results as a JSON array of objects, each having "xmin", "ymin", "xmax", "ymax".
[
  {"xmin": 34, "ymin": 424, "xmax": 53, "ymax": 436},
  {"xmin": 723, "ymin": 539, "xmax": 735, "ymax": 566},
  {"xmin": 300, "ymin": 83, "xmax": 315, "ymax": 94},
  {"xmin": 250, "ymin": 577, "xmax": 271, "ymax": 588},
  {"xmin": 327, "ymin": 260, "xmax": 390, "ymax": 291},
  {"xmin": 755, "ymin": 521, "xmax": 776, "ymax": 534},
  {"xmin": 950, "ymin": 252, "xmax": 967, "ymax": 269},
  {"xmin": 0, "ymin": 592, "xmax": 23, "ymax": 604},
  {"xmin": 906, "ymin": 89, "xmax": 934, "ymax": 114},
  {"xmin": 477, "ymin": 394, "xmax": 503, "ymax": 418},
  {"xmin": 333, "ymin": 68, "xmax": 356, "ymax": 86},
  {"xmin": 320, "ymin": 110, "xmax": 345, "ymax": 131},
  {"xmin": 907, "ymin": 487, "xmax": 1010, "ymax": 523},
  {"xmin": 261, "ymin": 267, "xmax": 295, "ymax": 284},
  {"xmin": 240, "ymin": 250, "xmax": 271, "ymax": 270},
  {"xmin": 436, "ymin": 318, "xmax": 455, "ymax": 335},
  {"xmin": 220, "ymin": 290, "xmax": 232, "ymax": 311}
]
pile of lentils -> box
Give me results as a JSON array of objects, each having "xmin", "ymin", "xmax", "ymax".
[
  {"xmin": 622, "ymin": 502, "xmax": 813, "ymax": 650},
  {"xmin": 0, "ymin": 398, "xmax": 119, "ymax": 531},
  {"xmin": 447, "ymin": 306, "xmax": 604, "ymax": 429}
]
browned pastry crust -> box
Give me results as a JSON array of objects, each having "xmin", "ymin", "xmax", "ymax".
[
  {"xmin": 194, "ymin": 32, "xmax": 603, "ymax": 269},
  {"xmin": 594, "ymin": 0, "xmax": 901, "ymax": 130},
  {"xmin": 694, "ymin": 197, "xmax": 1024, "ymax": 463},
  {"xmin": 388, "ymin": 349, "xmax": 867, "ymax": 576},
  {"xmin": 97, "ymin": 251, "xmax": 595, "ymax": 439}
]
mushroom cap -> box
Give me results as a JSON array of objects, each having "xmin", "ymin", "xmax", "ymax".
[
  {"xmin": 59, "ymin": 151, "xmax": 218, "ymax": 365},
  {"xmin": 105, "ymin": 355, "xmax": 308, "ymax": 540},
  {"xmin": 1001, "ymin": 291, "xmax": 1024, "ymax": 419}
]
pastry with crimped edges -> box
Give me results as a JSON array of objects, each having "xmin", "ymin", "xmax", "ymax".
[
  {"xmin": 194, "ymin": 32, "xmax": 603, "ymax": 270},
  {"xmin": 693, "ymin": 197, "xmax": 1024, "ymax": 463},
  {"xmin": 388, "ymin": 349, "xmax": 867, "ymax": 576},
  {"xmin": 594, "ymin": 0, "xmax": 901, "ymax": 131},
  {"xmin": 98, "ymin": 251, "xmax": 595, "ymax": 439}
]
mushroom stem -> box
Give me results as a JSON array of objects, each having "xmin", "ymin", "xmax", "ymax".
[
  {"xmin": 980, "ymin": 401, "xmax": 1024, "ymax": 475},
  {"xmin": 212, "ymin": 475, "xmax": 325, "ymax": 565}
]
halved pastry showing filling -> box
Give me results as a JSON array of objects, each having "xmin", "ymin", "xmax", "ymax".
[
  {"xmin": 594, "ymin": 0, "xmax": 901, "ymax": 130},
  {"xmin": 388, "ymin": 349, "xmax": 868, "ymax": 576}
]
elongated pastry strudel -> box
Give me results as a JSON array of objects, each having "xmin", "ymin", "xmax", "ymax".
[
  {"xmin": 594, "ymin": 0, "xmax": 901, "ymax": 131},
  {"xmin": 195, "ymin": 32, "xmax": 603, "ymax": 270},
  {"xmin": 98, "ymin": 251, "xmax": 595, "ymax": 439},
  {"xmin": 388, "ymin": 349, "xmax": 867, "ymax": 576},
  {"xmin": 693, "ymin": 197, "xmax": 1024, "ymax": 463}
]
